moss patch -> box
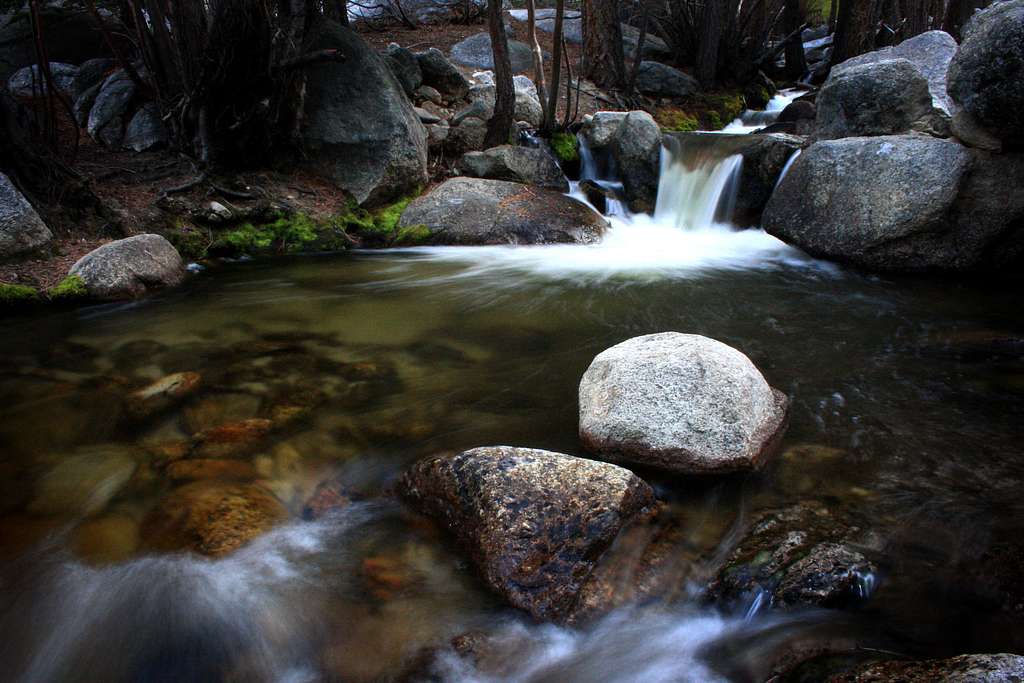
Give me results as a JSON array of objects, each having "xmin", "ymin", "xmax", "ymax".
[
  {"xmin": 0, "ymin": 283, "xmax": 40, "ymax": 305},
  {"xmin": 167, "ymin": 222, "xmax": 213, "ymax": 261},
  {"xmin": 551, "ymin": 132, "xmax": 579, "ymax": 163},
  {"xmin": 339, "ymin": 193, "xmax": 431, "ymax": 246},
  {"xmin": 211, "ymin": 212, "xmax": 349, "ymax": 257},
  {"xmin": 48, "ymin": 275, "xmax": 87, "ymax": 301},
  {"xmin": 655, "ymin": 108, "xmax": 700, "ymax": 132}
]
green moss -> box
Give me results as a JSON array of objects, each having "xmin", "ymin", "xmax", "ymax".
[
  {"xmin": 167, "ymin": 222, "xmax": 213, "ymax": 260},
  {"xmin": 393, "ymin": 223, "xmax": 432, "ymax": 245},
  {"xmin": 336, "ymin": 192, "xmax": 426, "ymax": 246},
  {"xmin": 47, "ymin": 275, "xmax": 87, "ymax": 300},
  {"xmin": 0, "ymin": 283, "xmax": 40, "ymax": 304},
  {"xmin": 551, "ymin": 132, "xmax": 579, "ymax": 163},
  {"xmin": 705, "ymin": 111, "xmax": 723, "ymax": 130},
  {"xmin": 215, "ymin": 213, "xmax": 331, "ymax": 255},
  {"xmin": 655, "ymin": 108, "xmax": 700, "ymax": 132}
]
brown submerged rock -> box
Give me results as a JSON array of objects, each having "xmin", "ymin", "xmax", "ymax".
[
  {"xmin": 191, "ymin": 418, "xmax": 272, "ymax": 459},
  {"xmin": 828, "ymin": 653, "xmax": 1024, "ymax": 682},
  {"xmin": 165, "ymin": 459, "xmax": 258, "ymax": 482},
  {"xmin": 397, "ymin": 446, "xmax": 655, "ymax": 622},
  {"xmin": 141, "ymin": 481, "xmax": 288, "ymax": 556},
  {"xmin": 125, "ymin": 371, "xmax": 201, "ymax": 421}
]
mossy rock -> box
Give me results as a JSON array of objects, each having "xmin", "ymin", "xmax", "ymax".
[
  {"xmin": 0, "ymin": 283, "xmax": 39, "ymax": 304},
  {"xmin": 340, "ymin": 192, "xmax": 432, "ymax": 247},
  {"xmin": 655, "ymin": 107, "xmax": 700, "ymax": 132},
  {"xmin": 47, "ymin": 275, "xmax": 88, "ymax": 301},
  {"xmin": 550, "ymin": 132, "xmax": 579, "ymax": 163}
]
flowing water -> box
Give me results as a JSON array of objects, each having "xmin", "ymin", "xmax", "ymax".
[{"xmin": 1, "ymin": 130, "xmax": 1023, "ymax": 682}]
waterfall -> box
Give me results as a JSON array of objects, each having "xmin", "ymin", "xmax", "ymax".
[
  {"xmin": 654, "ymin": 136, "xmax": 744, "ymax": 231},
  {"xmin": 774, "ymin": 149, "xmax": 802, "ymax": 190}
]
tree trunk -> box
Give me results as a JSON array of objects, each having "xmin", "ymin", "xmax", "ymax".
[
  {"xmin": 696, "ymin": 0, "xmax": 724, "ymax": 87},
  {"xmin": 543, "ymin": 0, "xmax": 565, "ymax": 133},
  {"xmin": 943, "ymin": 0, "xmax": 990, "ymax": 39},
  {"xmin": 526, "ymin": 0, "xmax": 549, "ymax": 127},
  {"xmin": 829, "ymin": 0, "xmax": 840, "ymax": 33},
  {"xmin": 783, "ymin": 0, "xmax": 807, "ymax": 79},
  {"xmin": 832, "ymin": 0, "xmax": 877, "ymax": 65},
  {"xmin": 904, "ymin": 0, "xmax": 931, "ymax": 37},
  {"xmin": 582, "ymin": 0, "xmax": 627, "ymax": 89},
  {"xmin": 484, "ymin": 0, "xmax": 514, "ymax": 148}
]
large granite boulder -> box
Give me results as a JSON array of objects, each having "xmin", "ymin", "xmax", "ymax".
[
  {"xmin": 828, "ymin": 654, "xmax": 1024, "ymax": 682},
  {"xmin": 947, "ymin": 1, "xmax": 1024, "ymax": 146},
  {"xmin": 459, "ymin": 144, "xmax": 569, "ymax": 191},
  {"xmin": 663, "ymin": 132, "xmax": 804, "ymax": 225},
  {"xmin": 122, "ymin": 103, "xmax": 167, "ymax": 152},
  {"xmin": 466, "ymin": 80, "xmax": 545, "ymax": 128},
  {"xmin": 579, "ymin": 333, "xmax": 790, "ymax": 475},
  {"xmin": 831, "ymin": 30, "xmax": 958, "ymax": 115},
  {"xmin": 73, "ymin": 57, "xmax": 116, "ymax": 99},
  {"xmin": 70, "ymin": 234, "xmax": 186, "ymax": 300},
  {"xmin": 611, "ymin": 110, "xmax": 662, "ymax": 213},
  {"xmin": 705, "ymin": 501, "xmax": 877, "ymax": 611},
  {"xmin": 815, "ymin": 58, "xmax": 942, "ymax": 139},
  {"xmin": 397, "ymin": 446, "xmax": 655, "ymax": 621},
  {"xmin": 398, "ymin": 177, "xmax": 608, "ymax": 245},
  {"xmin": 764, "ymin": 134, "xmax": 1024, "ymax": 272},
  {"xmin": 7, "ymin": 62, "xmax": 77, "ymax": 98},
  {"xmin": 450, "ymin": 32, "xmax": 534, "ymax": 72},
  {"xmin": 301, "ymin": 22, "xmax": 427, "ymax": 206},
  {"xmin": 416, "ymin": 47, "xmax": 470, "ymax": 100},
  {"xmin": 634, "ymin": 61, "xmax": 699, "ymax": 99},
  {"xmin": 0, "ymin": 172, "xmax": 52, "ymax": 258},
  {"xmin": 580, "ymin": 111, "xmax": 629, "ymax": 150}
]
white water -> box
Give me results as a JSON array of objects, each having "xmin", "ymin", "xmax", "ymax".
[{"xmin": 721, "ymin": 89, "xmax": 802, "ymax": 133}]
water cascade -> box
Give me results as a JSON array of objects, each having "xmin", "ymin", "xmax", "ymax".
[{"xmin": 654, "ymin": 136, "xmax": 744, "ymax": 231}]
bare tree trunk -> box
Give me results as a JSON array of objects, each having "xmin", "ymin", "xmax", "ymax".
[
  {"xmin": 829, "ymin": 0, "xmax": 840, "ymax": 33},
  {"xmin": 526, "ymin": 0, "xmax": 549, "ymax": 128},
  {"xmin": 904, "ymin": 0, "xmax": 931, "ymax": 37},
  {"xmin": 696, "ymin": 0, "xmax": 724, "ymax": 87},
  {"xmin": 544, "ymin": 0, "xmax": 565, "ymax": 133},
  {"xmin": 783, "ymin": 0, "xmax": 807, "ymax": 79},
  {"xmin": 832, "ymin": 0, "xmax": 877, "ymax": 65},
  {"xmin": 582, "ymin": 0, "xmax": 627, "ymax": 89},
  {"xmin": 485, "ymin": 0, "xmax": 514, "ymax": 148}
]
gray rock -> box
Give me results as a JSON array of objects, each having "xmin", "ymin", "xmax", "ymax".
[
  {"xmin": 398, "ymin": 177, "xmax": 608, "ymax": 245},
  {"xmin": 536, "ymin": 16, "xmax": 583, "ymax": 43},
  {"xmin": 611, "ymin": 110, "xmax": 661, "ymax": 212},
  {"xmin": 465, "ymin": 81, "xmax": 545, "ymax": 127},
  {"xmin": 301, "ymin": 22, "xmax": 427, "ymax": 206},
  {"xmin": 72, "ymin": 82, "xmax": 101, "ymax": 127},
  {"xmin": 580, "ymin": 111, "xmax": 629, "ymax": 150},
  {"xmin": 947, "ymin": 1, "xmax": 1024, "ymax": 145},
  {"xmin": 834, "ymin": 30, "xmax": 958, "ymax": 115},
  {"xmin": 621, "ymin": 24, "xmax": 673, "ymax": 62},
  {"xmin": 816, "ymin": 58, "xmax": 940, "ymax": 139},
  {"xmin": 7, "ymin": 62, "xmax": 77, "ymax": 98},
  {"xmin": 73, "ymin": 57, "xmax": 116, "ymax": 99},
  {"xmin": 664, "ymin": 132, "xmax": 804, "ymax": 226},
  {"xmin": 416, "ymin": 47, "xmax": 470, "ymax": 100},
  {"xmin": 123, "ymin": 103, "xmax": 167, "ymax": 152},
  {"xmin": 415, "ymin": 84, "xmax": 443, "ymax": 105},
  {"xmin": 828, "ymin": 654, "xmax": 1024, "ymax": 682},
  {"xmin": 397, "ymin": 446, "xmax": 655, "ymax": 621},
  {"xmin": 579, "ymin": 333, "xmax": 789, "ymax": 474},
  {"xmin": 450, "ymin": 32, "xmax": 535, "ymax": 72},
  {"xmin": 706, "ymin": 501, "xmax": 876, "ymax": 610},
  {"xmin": 413, "ymin": 106, "xmax": 441, "ymax": 124},
  {"xmin": 778, "ymin": 99, "xmax": 816, "ymax": 122},
  {"xmin": 459, "ymin": 144, "xmax": 569, "ymax": 190},
  {"xmin": 763, "ymin": 135, "xmax": 1003, "ymax": 272},
  {"xmin": 445, "ymin": 117, "xmax": 488, "ymax": 154},
  {"xmin": 0, "ymin": 172, "xmax": 52, "ymax": 258},
  {"xmin": 87, "ymin": 70, "xmax": 135, "ymax": 145},
  {"xmin": 28, "ymin": 445, "xmax": 137, "ymax": 516},
  {"xmin": 0, "ymin": 6, "xmax": 113, "ymax": 86},
  {"xmin": 425, "ymin": 121, "xmax": 449, "ymax": 151},
  {"xmin": 635, "ymin": 61, "xmax": 699, "ymax": 98},
  {"xmin": 70, "ymin": 234, "xmax": 186, "ymax": 300},
  {"xmin": 383, "ymin": 43, "xmax": 422, "ymax": 97}
]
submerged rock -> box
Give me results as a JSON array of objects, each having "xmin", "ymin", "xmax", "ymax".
[
  {"xmin": 142, "ymin": 481, "xmax": 288, "ymax": 556},
  {"xmin": 191, "ymin": 418, "xmax": 272, "ymax": 459},
  {"xmin": 301, "ymin": 22, "xmax": 427, "ymax": 206},
  {"xmin": 705, "ymin": 501, "xmax": 877, "ymax": 611},
  {"xmin": 459, "ymin": 145, "xmax": 569, "ymax": 190},
  {"xmin": 29, "ymin": 445, "xmax": 137, "ymax": 517},
  {"xmin": 579, "ymin": 333, "xmax": 789, "ymax": 474},
  {"xmin": 397, "ymin": 177, "xmax": 608, "ymax": 245},
  {"xmin": 398, "ymin": 446, "xmax": 655, "ymax": 621},
  {"xmin": 70, "ymin": 234, "xmax": 185, "ymax": 300},
  {"xmin": 828, "ymin": 653, "xmax": 1024, "ymax": 682},
  {"xmin": 947, "ymin": 0, "xmax": 1024, "ymax": 146},
  {"xmin": 126, "ymin": 371, "xmax": 201, "ymax": 421},
  {"xmin": 765, "ymin": 134, "xmax": 1024, "ymax": 272},
  {"xmin": 815, "ymin": 58, "xmax": 941, "ymax": 139},
  {"xmin": 0, "ymin": 172, "xmax": 52, "ymax": 258}
]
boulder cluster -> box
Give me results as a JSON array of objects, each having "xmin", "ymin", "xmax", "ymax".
[{"xmin": 765, "ymin": 3, "xmax": 1024, "ymax": 273}]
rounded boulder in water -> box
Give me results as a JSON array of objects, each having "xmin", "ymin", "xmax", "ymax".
[{"xmin": 579, "ymin": 332, "xmax": 789, "ymax": 474}]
